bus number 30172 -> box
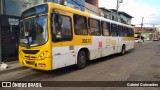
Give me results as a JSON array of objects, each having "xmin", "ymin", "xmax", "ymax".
[{"xmin": 82, "ymin": 39, "xmax": 91, "ymax": 43}]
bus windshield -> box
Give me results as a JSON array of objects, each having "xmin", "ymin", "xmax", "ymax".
[{"xmin": 19, "ymin": 15, "xmax": 48, "ymax": 47}]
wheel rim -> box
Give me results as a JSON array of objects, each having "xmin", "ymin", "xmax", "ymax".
[
  {"xmin": 122, "ymin": 47, "xmax": 125, "ymax": 55},
  {"xmin": 80, "ymin": 55, "xmax": 85, "ymax": 65},
  {"xmin": 122, "ymin": 49, "xmax": 125, "ymax": 54}
]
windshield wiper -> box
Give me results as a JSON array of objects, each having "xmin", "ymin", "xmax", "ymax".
[
  {"xmin": 26, "ymin": 36, "xmax": 31, "ymax": 49},
  {"xmin": 24, "ymin": 21, "xmax": 31, "ymax": 49}
]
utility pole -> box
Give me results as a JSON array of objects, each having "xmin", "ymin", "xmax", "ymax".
[
  {"xmin": 116, "ymin": 0, "xmax": 123, "ymax": 22},
  {"xmin": 141, "ymin": 17, "xmax": 144, "ymax": 29},
  {"xmin": 116, "ymin": 0, "xmax": 119, "ymax": 22},
  {"xmin": 140, "ymin": 17, "xmax": 144, "ymax": 42}
]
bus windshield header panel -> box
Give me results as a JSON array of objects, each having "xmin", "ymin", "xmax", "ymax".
[{"xmin": 21, "ymin": 4, "xmax": 48, "ymax": 19}]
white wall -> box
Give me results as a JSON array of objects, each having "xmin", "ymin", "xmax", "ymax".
[
  {"xmin": 4, "ymin": 0, "xmax": 44, "ymax": 16},
  {"xmin": 85, "ymin": 2, "xmax": 100, "ymax": 16}
]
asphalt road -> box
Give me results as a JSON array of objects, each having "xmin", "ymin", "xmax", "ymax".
[{"xmin": 1, "ymin": 41, "xmax": 160, "ymax": 90}]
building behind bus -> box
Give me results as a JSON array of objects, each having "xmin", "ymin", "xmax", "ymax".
[{"xmin": 0, "ymin": 0, "xmax": 133, "ymax": 63}]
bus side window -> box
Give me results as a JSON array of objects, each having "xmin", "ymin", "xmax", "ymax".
[
  {"xmin": 124, "ymin": 27, "xmax": 128, "ymax": 37},
  {"xmin": 131, "ymin": 28, "xmax": 134, "ymax": 37},
  {"xmin": 111, "ymin": 24, "xmax": 118, "ymax": 36},
  {"xmin": 51, "ymin": 13, "xmax": 72, "ymax": 42},
  {"xmin": 101, "ymin": 21, "xmax": 110, "ymax": 36},
  {"xmin": 127, "ymin": 28, "xmax": 130, "ymax": 37},
  {"xmin": 74, "ymin": 14, "xmax": 88, "ymax": 35},
  {"xmin": 124, "ymin": 27, "xmax": 131, "ymax": 37},
  {"xmin": 89, "ymin": 18, "xmax": 101, "ymax": 36},
  {"xmin": 129, "ymin": 28, "xmax": 134, "ymax": 37},
  {"xmin": 118, "ymin": 25, "xmax": 124, "ymax": 37}
]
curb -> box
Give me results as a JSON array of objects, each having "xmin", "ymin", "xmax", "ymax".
[
  {"xmin": 0, "ymin": 61, "xmax": 28, "ymax": 75},
  {"xmin": 0, "ymin": 66, "xmax": 28, "ymax": 75}
]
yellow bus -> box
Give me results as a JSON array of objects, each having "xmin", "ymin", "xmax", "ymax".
[{"xmin": 19, "ymin": 2, "xmax": 134, "ymax": 71}]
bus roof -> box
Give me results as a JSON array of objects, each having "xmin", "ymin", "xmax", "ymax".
[
  {"xmin": 90, "ymin": 14, "xmax": 133, "ymax": 28},
  {"xmin": 23, "ymin": 2, "xmax": 133, "ymax": 28},
  {"xmin": 48, "ymin": 2, "xmax": 90, "ymax": 17}
]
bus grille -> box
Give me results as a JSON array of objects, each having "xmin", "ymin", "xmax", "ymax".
[
  {"xmin": 26, "ymin": 61, "xmax": 35, "ymax": 65},
  {"xmin": 22, "ymin": 50, "xmax": 40, "ymax": 54},
  {"xmin": 25, "ymin": 56, "xmax": 37, "ymax": 59}
]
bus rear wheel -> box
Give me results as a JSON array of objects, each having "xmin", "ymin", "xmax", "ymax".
[
  {"xmin": 120, "ymin": 46, "xmax": 125, "ymax": 55},
  {"xmin": 76, "ymin": 51, "xmax": 87, "ymax": 69}
]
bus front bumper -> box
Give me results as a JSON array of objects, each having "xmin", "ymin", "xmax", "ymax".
[{"xmin": 19, "ymin": 58, "xmax": 52, "ymax": 71}]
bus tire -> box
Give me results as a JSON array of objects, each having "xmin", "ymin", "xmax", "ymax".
[
  {"xmin": 76, "ymin": 51, "xmax": 87, "ymax": 69},
  {"xmin": 120, "ymin": 46, "xmax": 125, "ymax": 55}
]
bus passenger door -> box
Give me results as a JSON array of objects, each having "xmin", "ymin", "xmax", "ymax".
[{"xmin": 51, "ymin": 13, "xmax": 75, "ymax": 69}]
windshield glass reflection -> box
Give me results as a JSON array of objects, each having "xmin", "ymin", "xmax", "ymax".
[{"xmin": 19, "ymin": 15, "xmax": 48, "ymax": 47}]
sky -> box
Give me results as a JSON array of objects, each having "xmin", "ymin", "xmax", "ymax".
[{"xmin": 99, "ymin": 0, "xmax": 160, "ymax": 27}]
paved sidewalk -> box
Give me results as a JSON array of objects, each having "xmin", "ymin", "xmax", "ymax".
[{"xmin": 0, "ymin": 61, "xmax": 26, "ymax": 74}]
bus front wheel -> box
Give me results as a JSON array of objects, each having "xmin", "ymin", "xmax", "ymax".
[{"xmin": 76, "ymin": 51, "xmax": 87, "ymax": 69}]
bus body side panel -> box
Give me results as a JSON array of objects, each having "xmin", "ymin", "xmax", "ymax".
[
  {"xmin": 89, "ymin": 36, "xmax": 102, "ymax": 60},
  {"xmin": 120, "ymin": 37, "xmax": 134, "ymax": 52},
  {"xmin": 101, "ymin": 36, "xmax": 113, "ymax": 57},
  {"xmin": 52, "ymin": 45, "xmax": 92, "ymax": 70},
  {"xmin": 102, "ymin": 36, "xmax": 119, "ymax": 55},
  {"xmin": 111, "ymin": 37, "xmax": 119, "ymax": 54},
  {"xmin": 51, "ymin": 34, "xmax": 92, "ymax": 69},
  {"xmin": 122, "ymin": 37, "xmax": 135, "ymax": 51},
  {"xmin": 131, "ymin": 39, "xmax": 135, "ymax": 49},
  {"xmin": 128, "ymin": 37, "xmax": 135, "ymax": 50},
  {"xmin": 52, "ymin": 46, "xmax": 76, "ymax": 69}
]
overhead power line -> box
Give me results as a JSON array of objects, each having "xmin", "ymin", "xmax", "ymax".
[
  {"xmin": 120, "ymin": 0, "xmax": 130, "ymax": 8},
  {"xmin": 145, "ymin": 17, "xmax": 160, "ymax": 18}
]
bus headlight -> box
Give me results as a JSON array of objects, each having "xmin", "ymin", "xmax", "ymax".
[
  {"xmin": 19, "ymin": 51, "xmax": 24, "ymax": 58},
  {"xmin": 39, "ymin": 50, "xmax": 48, "ymax": 60}
]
